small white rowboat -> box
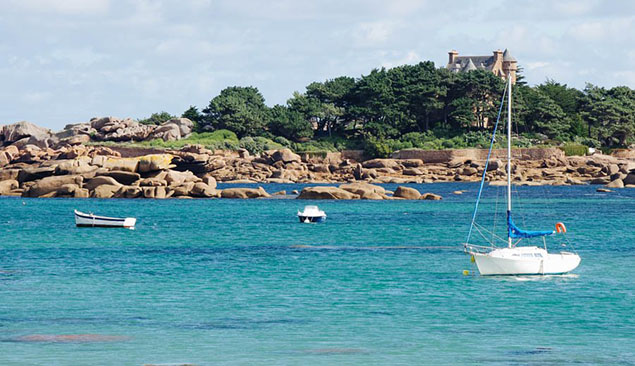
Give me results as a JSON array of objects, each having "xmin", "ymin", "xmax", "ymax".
[{"xmin": 74, "ymin": 210, "xmax": 136, "ymax": 229}]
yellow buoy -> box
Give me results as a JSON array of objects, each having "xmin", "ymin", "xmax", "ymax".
[
  {"xmin": 462, "ymin": 270, "xmax": 470, "ymax": 276},
  {"xmin": 470, "ymin": 255, "xmax": 475, "ymax": 263}
]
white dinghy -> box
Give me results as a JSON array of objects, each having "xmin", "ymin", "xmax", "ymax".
[
  {"xmin": 464, "ymin": 72, "xmax": 580, "ymax": 276},
  {"xmin": 297, "ymin": 205, "xmax": 327, "ymax": 223},
  {"xmin": 74, "ymin": 210, "xmax": 136, "ymax": 229}
]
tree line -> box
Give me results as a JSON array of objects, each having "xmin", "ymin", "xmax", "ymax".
[{"xmin": 140, "ymin": 61, "xmax": 635, "ymax": 155}]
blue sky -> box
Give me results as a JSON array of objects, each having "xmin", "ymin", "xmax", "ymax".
[{"xmin": 1, "ymin": 0, "xmax": 633, "ymax": 130}]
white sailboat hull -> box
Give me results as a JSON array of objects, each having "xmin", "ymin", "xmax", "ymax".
[{"xmin": 472, "ymin": 247, "xmax": 580, "ymax": 275}]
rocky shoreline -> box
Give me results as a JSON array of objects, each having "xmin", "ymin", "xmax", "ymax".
[
  {"xmin": 1, "ymin": 119, "xmax": 634, "ymax": 200},
  {"xmin": 1, "ymin": 141, "xmax": 633, "ymax": 200}
]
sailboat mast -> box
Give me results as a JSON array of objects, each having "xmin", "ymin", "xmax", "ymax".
[{"xmin": 506, "ymin": 73, "xmax": 513, "ymax": 248}]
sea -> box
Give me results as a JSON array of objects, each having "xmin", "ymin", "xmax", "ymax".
[{"xmin": 0, "ymin": 182, "xmax": 633, "ymax": 366}]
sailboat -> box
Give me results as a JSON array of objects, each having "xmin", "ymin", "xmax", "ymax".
[{"xmin": 464, "ymin": 73, "xmax": 581, "ymax": 275}]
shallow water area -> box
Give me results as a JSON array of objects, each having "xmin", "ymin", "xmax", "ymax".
[{"xmin": 0, "ymin": 183, "xmax": 633, "ymax": 365}]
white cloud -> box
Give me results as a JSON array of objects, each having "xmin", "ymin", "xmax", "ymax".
[
  {"xmin": 566, "ymin": 18, "xmax": 634, "ymax": 43},
  {"xmin": 354, "ymin": 21, "xmax": 393, "ymax": 46},
  {"xmin": 526, "ymin": 61, "xmax": 550, "ymax": 70},
  {"xmin": 612, "ymin": 71, "xmax": 635, "ymax": 86},
  {"xmin": 382, "ymin": 51, "xmax": 421, "ymax": 68},
  {"xmin": 22, "ymin": 91, "xmax": 52, "ymax": 104},
  {"xmin": 6, "ymin": 0, "xmax": 110, "ymax": 15},
  {"xmin": 0, "ymin": 0, "xmax": 633, "ymax": 129},
  {"xmin": 50, "ymin": 48, "xmax": 107, "ymax": 68},
  {"xmin": 552, "ymin": 0, "xmax": 596, "ymax": 16}
]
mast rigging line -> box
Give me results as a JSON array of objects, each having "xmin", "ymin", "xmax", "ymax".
[{"xmin": 465, "ymin": 80, "xmax": 509, "ymax": 245}]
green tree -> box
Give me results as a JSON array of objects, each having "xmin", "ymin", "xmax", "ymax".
[
  {"xmin": 402, "ymin": 61, "xmax": 446, "ymax": 132},
  {"xmin": 200, "ymin": 86, "xmax": 270, "ymax": 138},
  {"xmin": 348, "ymin": 68, "xmax": 398, "ymax": 137},
  {"xmin": 305, "ymin": 76, "xmax": 355, "ymax": 135},
  {"xmin": 181, "ymin": 106, "xmax": 203, "ymax": 130},
  {"xmin": 138, "ymin": 111, "xmax": 174, "ymax": 125},
  {"xmin": 445, "ymin": 70, "xmax": 505, "ymax": 131},
  {"xmin": 523, "ymin": 89, "xmax": 571, "ymax": 140},
  {"xmin": 268, "ymin": 104, "xmax": 314, "ymax": 141},
  {"xmin": 582, "ymin": 85, "xmax": 635, "ymax": 147}
]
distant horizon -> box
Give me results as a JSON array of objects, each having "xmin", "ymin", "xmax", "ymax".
[{"xmin": 1, "ymin": 0, "xmax": 633, "ymax": 129}]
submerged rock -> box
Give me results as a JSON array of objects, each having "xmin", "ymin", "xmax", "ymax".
[{"xmin": 419, "ymin": 192, "xmax": 442, "ymax": 200}]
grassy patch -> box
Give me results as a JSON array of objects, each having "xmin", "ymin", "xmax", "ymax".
[{"xmin": 559, "ymin": 143, "xmax": 588, "ymax": 156}]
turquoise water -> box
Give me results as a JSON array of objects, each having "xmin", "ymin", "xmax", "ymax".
[{"xmin": 0, "ymin": 183, "xmax": 633, "ymax": 365}]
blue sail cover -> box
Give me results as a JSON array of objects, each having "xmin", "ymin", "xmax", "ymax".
[{"xmin": 507, "ymin": 211, "xmax": 554, "ymax": 239}]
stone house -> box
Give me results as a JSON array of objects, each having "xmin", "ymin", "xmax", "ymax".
[{"xmin": 446, "ymin": 49, "xmax": 518, "ymax": 84}]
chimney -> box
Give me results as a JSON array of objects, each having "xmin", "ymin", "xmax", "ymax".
[
  {"xmin": 493, "ymin": 49, "xmax": 503, "ymax": 64},
  {"xmin": 448, "ymin": 50, "xmax": 458, "ymax": 65}
]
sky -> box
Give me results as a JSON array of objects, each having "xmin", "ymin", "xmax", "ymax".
[{"xmin": 0, "ymin": 0, "xmax": 633, "ymax": 130}]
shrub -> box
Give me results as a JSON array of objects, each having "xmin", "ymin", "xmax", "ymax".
[
  {"xmin": 273, "ymin": 136, "xmax": 292, "ymax": 147},
  {"xmin": 134, "ymin": 130, "xmax": 239, "ymax": 150},
  {"xmin": 363, "ymin": 137, "xmax": 392, "ymax": 158},
  {"xmin": 559, "ymin": 143, "xmax": 587, "ymax": 156},
  {"xmin": 293, "ymin": 136, "xmax": 363, "ymax": 152},
  {"xmin": 138, "ymin": 111, "xmax": 175, "ymax": 125},
  {"xmin": 239, "ymin": 136, "xmax": 284, "ymax": 155},
  {"xmin": 573, "ymin": 136, "xmax": 602, "ymax": 148}
]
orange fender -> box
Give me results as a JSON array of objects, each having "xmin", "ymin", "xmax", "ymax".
[{"xmin": 555, "ymin": 222, "xmax": 567, "ymax": 234}]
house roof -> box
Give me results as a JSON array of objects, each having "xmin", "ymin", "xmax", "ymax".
[
  {"xmin": 452, "ymin": 55, "xmax": 495, "ymax": 71},
  {"xmin": 463, "ymin": 58, "xmax": 477, "ymax": 71},
  {"xmin": 503, "ymin": 49, "xmax": 516, "ymax": 62}
]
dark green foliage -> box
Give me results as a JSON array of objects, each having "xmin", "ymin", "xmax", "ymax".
[
  {"xmin": 268, "ymin": 104, "xmax": 314, "ymax": 141},
  {"xmin": 139, "ymin": 111, "xmax": 175, "ymax": 125},
  {"xmin": 200, "ymin": 86, "xmax": 269, "ymax": 138},
  {"xmin": 536, "ymin": 80, "xmax": 583, "ymax": 116},
  {"xmin": 238, "ymin": 136, "xmax": 284, "ymax": 155},
  {"xmin": 181, "ymin": 60, "xmax": 633, "ymax": 157},
  {"xmin": 581, "ymin": 85, "xmax": 635, "ymax": 147},
  {"xmin": 523, "ymin": 88, "xmax": 571, "ymax": 140},
  {"xmin": 363, "ymin": 137, "xmax": 392, "ymax": 158},
  {"xmin": 181, "ymin": 106, "xmax": 203, "ymax": 129}
]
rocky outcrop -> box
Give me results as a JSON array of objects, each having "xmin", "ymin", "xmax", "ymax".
[
  {"xmin": 420, "ymin": 193, "xmax": 442, "ymax": 200},
  {"xmin": 92, "ymin": 184, "xmax": 121, "ymax": 198},
  {"xmin": 149, "ymin": 118, "xmax": 194, "ymax": 141},
  {"xmin": 1, "ymin": 118, "xmax": 197, "ymax": 148},
  {"xmin": 101, "ymin": 171, "xmax": 141, "ymax": 185},
  {"xmin": 362, "ymin": 158, "xmax": 400, "ymax": 169},
  {"xmin": 138, "ymin": 154, "xmax": 174, "ymax": 173},
  {"xmin": 54, "ymin": 122, "xmax": 95, "ymax": 140},
  {"xmin": 191, "ymin": 182, "xmax": 219, "ymax": 198},
  {"xmin": 297, "ymin": 186, "xmax": 359, "ymax": 200},
  {"xmin": 0, "ymin": 121, "xmax": 52, "ymax": 146},
  {"xmin": 23, "ymin": 175, "xmax": 83, "ymax": 197},
  {"xmin": 1, "ymin": 140, "xmax": 634, "ymax": 200},
  {"xmin": 85, "ymin": 176, "xmax": 122, "ymax": 191},
  {"xmin": 339, "ymin": 182, "xmax": 385, "ymax": 197},
  {"xmin": 91, "ymin": 117, "xmax": 154, "ymax": 142},
  {"xmin": 0, "ymin": 179, "xmax": 19, "ymax": 195},
  {"xmin": 393, "ymin": 186, "xmax": 421, "ymax": 200},
  {"xmin": 271, "ymin": 149, "xmax": 301, "ymax": 164},
  {"xmin": 220, "ymin": 187, "xmax": 270, "ymax": 199}
]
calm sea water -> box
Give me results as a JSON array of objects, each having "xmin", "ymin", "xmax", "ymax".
[{"xmin": 0, "ymin": 183, "xmax": 633, "ymax": 366}]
